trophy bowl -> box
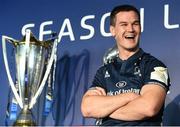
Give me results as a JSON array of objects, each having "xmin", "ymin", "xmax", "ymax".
[{"xmin": 2, "ymin": 30, "xmax": 57, "ymax": 126}]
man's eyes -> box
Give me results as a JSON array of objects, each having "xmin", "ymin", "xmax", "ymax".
[
  {"xmin": 120, "ymin": 23, "xmax": 127, "ymax": 26},
  {"xmin": 134, "ymin": 22, "xmax": 140, "ymax": 25}
]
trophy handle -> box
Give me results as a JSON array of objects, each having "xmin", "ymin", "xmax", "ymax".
[
  {"xmin": 2, "ymin": 35, "xmax": 24, "ymax": 109},
  {"xmin": 29, "ymin": 38, "xmax": 58, "ymax": 109}
]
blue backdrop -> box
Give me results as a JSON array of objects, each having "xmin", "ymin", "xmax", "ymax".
[{"xmin": 0, "ymin": 0, "xmax": 180, "ymax": 125}]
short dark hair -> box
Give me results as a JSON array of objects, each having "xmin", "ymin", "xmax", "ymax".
[{"xmin": 110, "ymin": 4, "xmax": 140, "ymax": 26}]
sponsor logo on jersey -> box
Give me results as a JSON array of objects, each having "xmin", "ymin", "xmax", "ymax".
[
  {"xmin": 107, "ymin": 88, "xmax": 140, "ymax": 96},
  {"xmin": 115, "ymin": 81, "xmax": 127, "ymax": 88},
  {"xmin": 150, "ymin": 67, "xmax": 168, "ymax": 85}
]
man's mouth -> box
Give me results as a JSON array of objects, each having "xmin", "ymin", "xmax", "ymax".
[{"xmin": 124, "ymin": 34, "xmax": 135, "ymax": 39}]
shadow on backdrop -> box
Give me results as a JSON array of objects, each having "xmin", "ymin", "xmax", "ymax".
[
  {"xmin": 163, "ymin": 94, "xmax": 180, "ymax": 126},
  {"xmin": 51, "ymin": 49, "xmax": 90, "ymax": 125}
]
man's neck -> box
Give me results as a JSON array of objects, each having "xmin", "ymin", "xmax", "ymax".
[{"xmin": 118, "ymin": 48, "xmax": 139, "ymax": 60}]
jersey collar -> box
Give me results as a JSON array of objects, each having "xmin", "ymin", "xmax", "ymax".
[{"xmin": 116, "ymin": 48, "xmax": 144, "ymax": 64}]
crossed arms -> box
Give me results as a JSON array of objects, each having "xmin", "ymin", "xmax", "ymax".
[{"xmin": 81, "ymin": 84, "xmax": 167, "ymax": 121}]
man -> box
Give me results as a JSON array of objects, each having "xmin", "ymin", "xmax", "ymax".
[{"xmin": 81, "ymin": 4, "xmax": 170, "ymax": 126}]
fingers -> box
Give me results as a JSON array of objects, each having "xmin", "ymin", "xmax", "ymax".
[
  {"xmin": 87, "ymin": 87, "xmax": 106, "ymax": 96},
  {"xmin": 126, "ymin": 92, "xmax": 140, "ymax": 101},
  {"xmin": 95, "ymin": 87, "xmax": 106, "ymax": 96}
]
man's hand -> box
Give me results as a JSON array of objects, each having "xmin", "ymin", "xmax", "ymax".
[{"xmin": 87, "ymin": 87, "xmax": 106, "ymax": 96}]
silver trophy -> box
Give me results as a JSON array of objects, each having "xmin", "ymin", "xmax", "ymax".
[{"xmin": 2, "ymin": 30, "xmax": 58, "ymax": 126}]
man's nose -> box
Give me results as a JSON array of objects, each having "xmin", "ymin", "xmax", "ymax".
[{"xmin": 127, "ymin": 24, "xmax": 134, "ymax": 32}]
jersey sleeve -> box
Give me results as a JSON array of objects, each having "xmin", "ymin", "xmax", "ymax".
[
  {"xmin": 143, "ymin": 59, "xmax": 171, "ymax": 92},
  {"xmin": 90, "ymin": 67, "xmax": 106, "ymax": 91}
]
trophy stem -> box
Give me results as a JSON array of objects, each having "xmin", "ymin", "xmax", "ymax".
[{"xmin": 13, "ymin": 105, "xmax": 36, "ymax": 126}]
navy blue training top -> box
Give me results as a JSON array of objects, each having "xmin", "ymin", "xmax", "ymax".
[{"xmin": 91, "ymin": 48, "xmax": 170, "ymax": 126}]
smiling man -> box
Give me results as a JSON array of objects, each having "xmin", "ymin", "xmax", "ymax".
[{"xmin": 81, "ymin": 5, "xmax": 170, "ymax": 126}]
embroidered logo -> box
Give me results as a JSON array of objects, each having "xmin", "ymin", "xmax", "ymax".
[
  {"xmin": 134, "ymin": 66, "xmax": 141, "ymax": 76},
  {"xmin": 115, "ymin": 81, "xmax": 127, "ymax": 88},
  {"xmin": 104, "ymin": 71, "xmax": 110, "ymax": 78}
]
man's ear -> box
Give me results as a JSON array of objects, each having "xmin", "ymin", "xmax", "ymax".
[{"xmin": 110, "ymin": 26, "xmax": 115, "ymax": 37}]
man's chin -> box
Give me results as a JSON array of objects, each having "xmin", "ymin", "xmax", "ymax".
[{"xmin": 125, "ymin": 46, "xmax": 139, "ymax": 52}]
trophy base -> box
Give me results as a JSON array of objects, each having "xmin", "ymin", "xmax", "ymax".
[
  {"xmin": 13, "ymin": 120, "xmax": 36, "ymax": 126},
  {"xmin": 13, "ymin": 107, "xmax": 36, "ymax": 126}
]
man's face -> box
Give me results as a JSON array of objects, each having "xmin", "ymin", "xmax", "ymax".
[{"xmin": 110, "ymin": 11, "xmax": 141, "ymax": 51}]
